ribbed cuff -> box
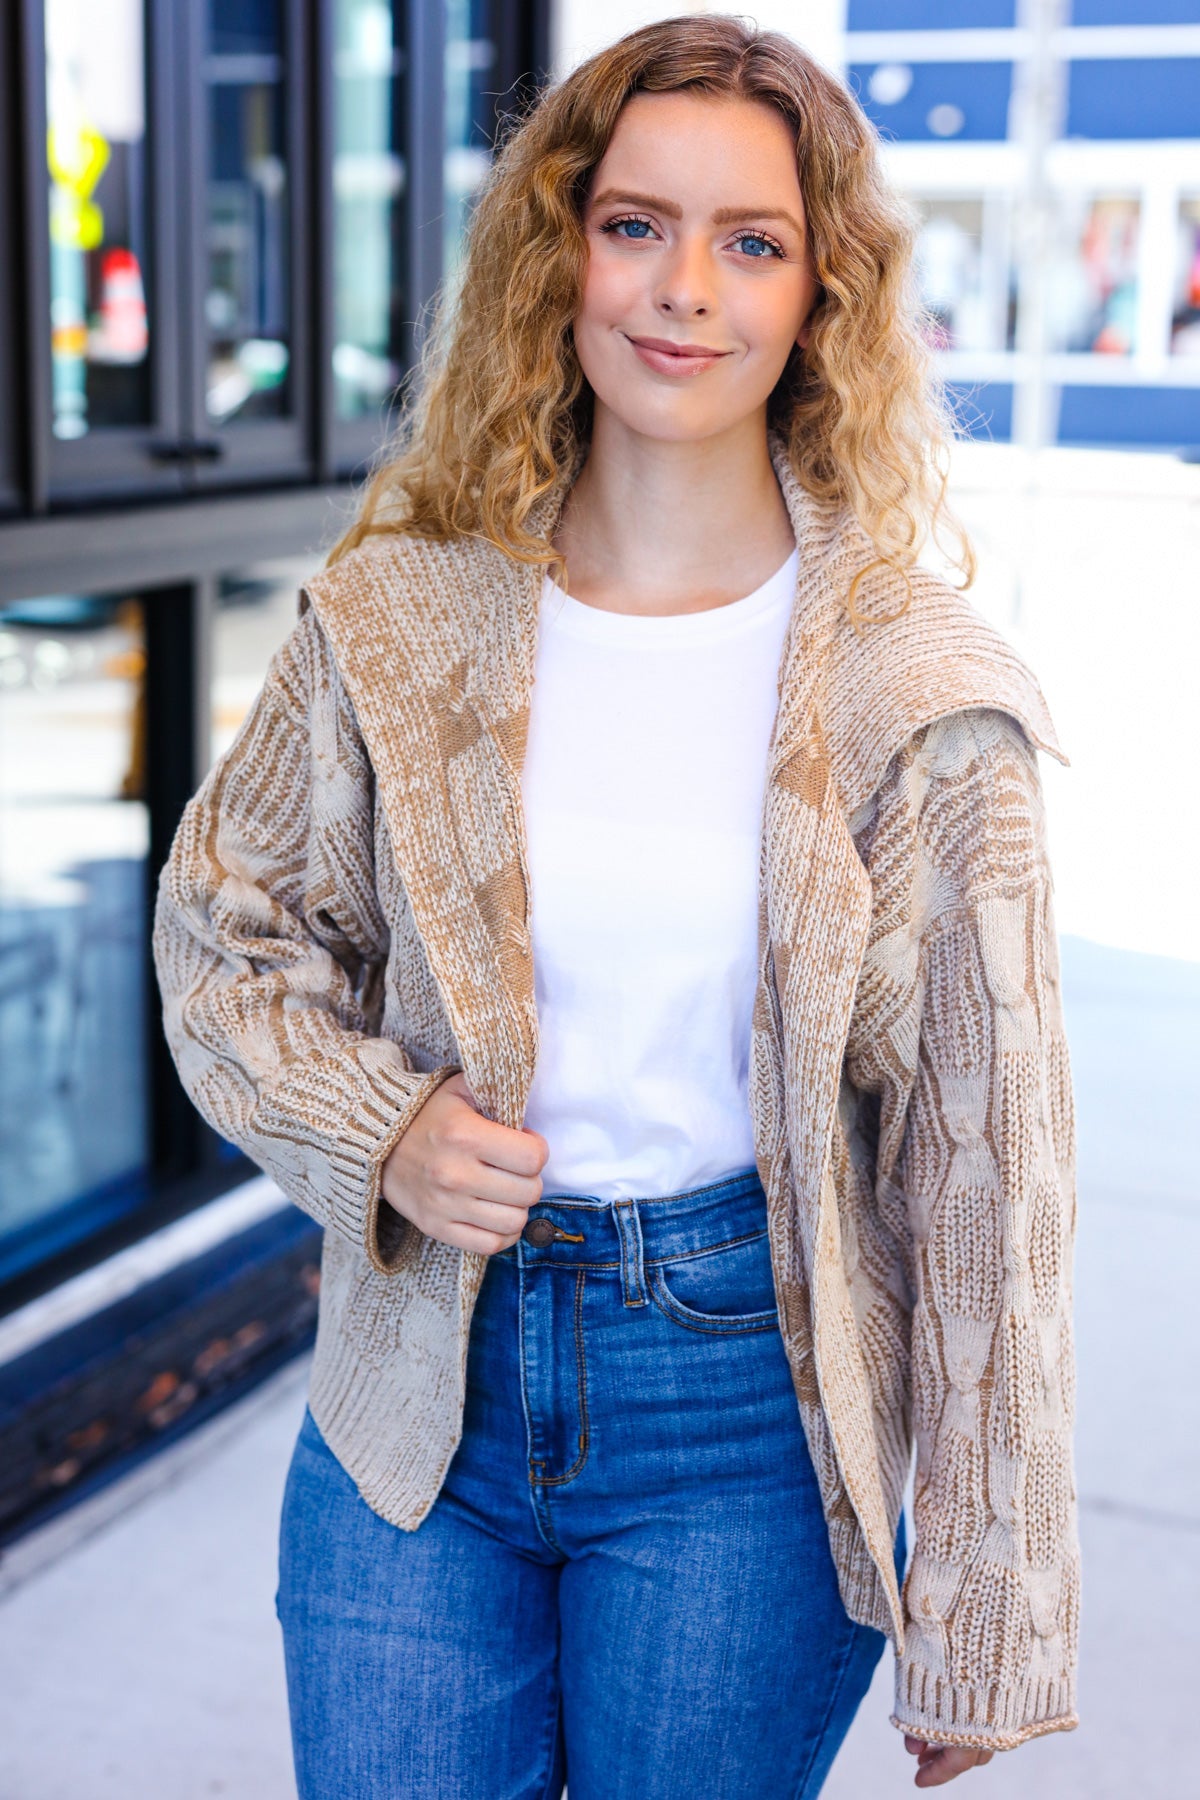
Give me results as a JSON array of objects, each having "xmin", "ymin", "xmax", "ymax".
[
  {"xmin": 362, "ymin": 1061, "xmax": 462, "ymax": 1276},
  {"xmin": 891, "ymin": 1668, "xmax": 1078, "ymax": 1752},
  {"xmin": 251, "ymin": 1038, "xmax": 461, "ymax": 1277}
]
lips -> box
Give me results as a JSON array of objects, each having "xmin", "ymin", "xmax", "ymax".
[
  {"xmin": 624, "ymin": 334, "xmax": 732, "ymax": 376},
  {"xmin": 626, "ymin": 335, "xmax": 729, "ymax": 358}
]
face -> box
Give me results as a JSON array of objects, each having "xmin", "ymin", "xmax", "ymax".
[{"xmin": 574, "ymin": 90, "xmax": 820, "ymax": 446}]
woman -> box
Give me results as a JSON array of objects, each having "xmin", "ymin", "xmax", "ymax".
[{"xmin": 153, "ymin": 16, "xmax": 1080, "ymax": 1798}]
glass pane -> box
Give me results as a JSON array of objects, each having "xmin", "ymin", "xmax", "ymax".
[
  {"xmin": 444, "ymin": 0, "xmax": 496, "ymax": 298},
  {"xmin": 1043, "ymin": 195, "xmax": 1141, "ymax": 356},
  {"xmin": 912, "ymin": 195, "xmax": 1011, "ymax": 352},
  {"xmin": 1171, "ymin": 197, "xmax": 1200, "ymax": 358},
  {"xmin": 332, "ymin": 0, "xmax": 406, "ymax": 424},
  {"xmin": 205, "ymin": 0, "xmax": 290, "ymax": 424},
  {"xmin": 210, "ymin": 560, "xmax": 310, "ymax": 764},
  {"xmin": 44, "ymin": 0, "xmax": 151, "ymax": 440},
  {"xmin": 0, "ymin": 592, "xmax": 149, "ymax": 1285}
]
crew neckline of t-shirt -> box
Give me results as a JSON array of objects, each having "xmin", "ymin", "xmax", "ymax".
[{"xmin": 540, "ymin": 545, "xmax": 798, "ymax": 647}]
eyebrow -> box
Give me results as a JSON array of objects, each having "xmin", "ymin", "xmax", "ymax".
[{"xmin": 590, "ymin": 187, "xmax": 804, "ymax": 237}]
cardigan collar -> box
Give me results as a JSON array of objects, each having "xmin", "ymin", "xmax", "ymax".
[
  {"xmin": 468, "ymin": 428, "xmax": 1067, "ymax": 817},
  {"xmin": 299, "ymin": 432, "xmax": 1067, "ymax": 1146}
]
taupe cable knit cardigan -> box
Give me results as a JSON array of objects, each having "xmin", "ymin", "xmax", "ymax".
[{"xmin": 153, "ymin": 432, "xmax": 1080, "ymax": 1751}]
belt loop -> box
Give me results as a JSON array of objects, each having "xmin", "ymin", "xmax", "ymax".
[{"xmin": 612, "ymin": 1199, "xmax": 648, "ymax": 1307}]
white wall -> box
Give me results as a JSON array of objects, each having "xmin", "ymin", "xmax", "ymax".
[{"xmin": 550, "ymin": 1, "xmax": 848, "ymax": 84}]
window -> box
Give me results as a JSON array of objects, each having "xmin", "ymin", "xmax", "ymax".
[
  {"xmin": 0, "ymin": 13, "xmax": 18, "ymax": 514},
  {"xmin": 204, "ymin": 0, "xmax": 293, "ymax": 429},
  {"xmin": 331, "ymin": 0, "xmax": 407, "ymax": 427},
  {"xmin": 850, "ymin": 61, "xmax": 1015, "ymax": 143},
  {"xmin": 1044, "ymin": 195, "xmax": 1141, "ymax": 356},
  {"xmin": 0, "ymin": 592, "xmax": 150, "ymax": 1284},
  {"xmin": 36, "ymin": 0, "xmax": 182, "ymax": 499},
  {"xmin": 444, "ymin": 0, "xmax": 497, "ymax": 297},
  {"xmin": 1171, "ymin": 196, "xmax": 1200, "ymax": 359},
  {"xmin": 29, "ymin": 0, "xmax": 313, "ymax": 498},
  {"xmin": 912, "ymin": 196, "xmax": 1012, "ymax": 353},
  {"xmin": 186, "ymin": 0, "xmax": 310, "ymax": 485},
  {"xmin": 847, "ymin": 1, "xmax": 1015, "ymax": 25},
  {"xmin": 1065, "ymin": 60, "xmax": 1200, "ymax": 143},
  {"xmin": 44, "ymin": 0, "xmax": 152, "ymax": 443}
]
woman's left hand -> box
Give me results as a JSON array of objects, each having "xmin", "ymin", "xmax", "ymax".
[{"xmin": 904, "ymin": 1735, "xmax": 996, "ymax": 1786}]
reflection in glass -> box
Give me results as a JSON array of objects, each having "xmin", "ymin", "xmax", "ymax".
[
  {"xmin": 205, "ymin": 0, "xmax": 290, "ymax": 423},
  {"xmin": 332, "ymin": 0, "xmax": 406, "ymax": 423},
  {"xmin": 44, "ymin": 0, "xmax": 151, "ymax": 440},
  {"xmin": 0, "ymin": 594, "xmax": 149, "ymax": 1284},
  {"xmin": 210, "ymin": 562, "xmax": 310, "ymax": 764},
  {"xmin": 1171, "ymin": 197, "xmax": 1200, "ymax": 358},
  {"xmin": 912, "ymin": 196, "xmax": 1011, "ymax": 352},
  {"xmin": 444, "ymin": 0, "xmax": 496, "ymax": 299},
  {"xmin": 1043, "ymin": 195, "xmax": 1140, "ymax": 356}
]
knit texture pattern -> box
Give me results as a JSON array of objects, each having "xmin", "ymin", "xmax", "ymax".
[{"xmin": 152, "ymin": 433, "xmax": 1079, "ymax": 1752}]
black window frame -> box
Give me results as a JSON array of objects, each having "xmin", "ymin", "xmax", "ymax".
[
  {"xmin": 316, "ymin": 0, "xmax": 447, "ymax": 480},
  {"xmin": 0, "ymin": 5, "xmax": 21, "ymax": 515},
  {"xmin": 181, "ymin": 0, "xmax": 314, "ymax": 488},
  {"xmin": 18, "ymin": 0, "xmax": 188, "ymax": 505},
  {"xmin": 11, "ymin": 0, "xmax": 551, "ymax": 511}
]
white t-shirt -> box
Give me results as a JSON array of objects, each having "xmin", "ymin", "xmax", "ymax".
[{"xmin": 520, "ymin": 546, "xmax": 799, "ymax": 1200}]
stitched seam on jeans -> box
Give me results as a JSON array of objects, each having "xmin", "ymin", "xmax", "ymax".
[
  {"xmin": 518, "ymin": 1228, "xmax": 766, "ymax": 1273},
  {"xmin": 614, "ymin": 1199, "xmax": 647, "ymax": 1306},
  {"xmin": 520, "ymin": 1256, "xmax": 619, "ymax": 1270},
  {"xmin": 647, "ymin": 1270, "xmax": 780, "ymax": 1335},
  {"xmin": 538, "ymin": 1269, "xmax": 590, "ymax": 1486},
  {"xmin": 644, "ymin": 1227, "xmax": 768, "ymax": 1266}
]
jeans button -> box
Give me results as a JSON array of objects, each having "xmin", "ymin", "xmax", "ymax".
[{"xmin": 523, "ymin": 1217, "xmax": 556, "ymax": 1247}]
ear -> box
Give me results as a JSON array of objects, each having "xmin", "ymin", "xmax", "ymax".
[{"xmin": 796, "ymin": 321, "xmax": 812, "ymax": 351}]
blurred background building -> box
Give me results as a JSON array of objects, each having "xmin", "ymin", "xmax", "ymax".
[{"xmin": 1, "ymin": 11, "xmax": 1198, "ymax": 1797}]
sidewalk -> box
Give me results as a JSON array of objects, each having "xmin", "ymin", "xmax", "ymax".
[{"xmin": 0, "ymin": 1357, "xmax": 307, "ymax": 1800}]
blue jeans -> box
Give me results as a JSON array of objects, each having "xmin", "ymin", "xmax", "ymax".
[{"xmin": 275, "ymin": 1168, "xmax": 906, "ymax": 1799}]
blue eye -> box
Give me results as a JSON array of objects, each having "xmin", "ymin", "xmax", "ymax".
[
  {"xmin": 736, "ymin": 233, "xmax": 784, "ymax": 259},
  {"xmin": 603, "ymin": 216, "xmax": 655, "ymax": 240}
]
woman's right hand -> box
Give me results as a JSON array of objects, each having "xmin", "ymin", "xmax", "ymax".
[{"xmin": 379, "ymin": 1071, "xmax": 549, "ymax": 1255}]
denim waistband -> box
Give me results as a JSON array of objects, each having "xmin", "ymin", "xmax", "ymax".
[{"xmin": 496, "ymin": 1166, "xmax": 768, "ymax": 1305}]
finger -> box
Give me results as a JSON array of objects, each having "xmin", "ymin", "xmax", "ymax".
[
  {"xmin": 913, "ymin": 1745, "xmax": 984, "ymax": 1787},
  {"xmin": 450, "ymin": 1193, "xmax": 533, "ymax": 1237},
  {"xmin": 470, "ymin": 1112, "xmax": 549, "ymax": 1176},
  {"xmin": 425, "ymin": 1097, "xmax": 546, "ymax": 1182},
  {"xmin": 521, "ymin": 1124, "xmax": 550, "ymax": 1164},
  {"xmin": 425, "ymin": 1215, "xmax": 524, "ymax": 1256},
  {"xmin": 461, "ymin": 1157, "xmax": 544, "ymax": 1211},
  {"xmin": 419, "ymin": 1159, "xmax": 538, "ymax": 1224}
]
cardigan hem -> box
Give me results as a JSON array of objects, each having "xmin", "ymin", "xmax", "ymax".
[{"xmin": 889, "ymin": 1710, "xmax": 1080, "ymax": 1752}]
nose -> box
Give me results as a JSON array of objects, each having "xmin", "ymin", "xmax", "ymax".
[{"xmin": 653, "ymin": 234, "xmax": 715, "ymax": 318}]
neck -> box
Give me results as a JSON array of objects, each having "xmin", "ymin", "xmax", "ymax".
[{"xmin": 551, "ymin": 405, "xmax": 796, "ymax": 616}]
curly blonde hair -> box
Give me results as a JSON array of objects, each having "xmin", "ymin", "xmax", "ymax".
[{"xmin": 325, "ymin": 13, "xmax": 975, "ymax": 619}]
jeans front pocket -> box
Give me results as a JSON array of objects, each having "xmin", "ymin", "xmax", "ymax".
[{"xmin": 648, "ymin": 1227, "xmax": 780, "ymax": 1335}]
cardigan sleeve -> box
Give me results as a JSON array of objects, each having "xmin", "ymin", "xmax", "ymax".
[
  {"xmin": 853, "ymin": 706, "xmax": 1081, "ymax": 1751},
  {"xmin": 151, "ymin": 603, "xmax": 460, "ymax": 1277}
]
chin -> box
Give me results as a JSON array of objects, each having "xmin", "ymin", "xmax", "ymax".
[{"xmin": 593, "ymin": 396, "xmax": 762, "ymax": 446}]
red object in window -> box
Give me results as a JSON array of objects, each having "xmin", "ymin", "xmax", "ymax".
[{"xmin": 91, "ymin": 246, "xmax": 148, "ymax": 363}]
